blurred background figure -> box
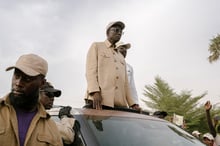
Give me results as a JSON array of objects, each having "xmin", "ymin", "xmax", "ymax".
[
  {"xmin": 202, "ymin": 133, "xmax": 216, "ymax": 146},
  {"xmin": 213, "ymin": 115, "xmax": 220, "ymax": 129},
  {"xmin": 192, "ymin": 130, "xmax": 202, "ymax": 139},
  {"xmin": 153, "ymin": 111, "xmax": 168, "ymax": 119},
  {"xmin": 204, "ymin": 101, "xmax": 220, "ymax": 145}
]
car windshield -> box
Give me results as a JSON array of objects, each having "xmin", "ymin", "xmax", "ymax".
[{"xmin": 85, "ymin": 116, "xmax": 205, "ymax": 146}]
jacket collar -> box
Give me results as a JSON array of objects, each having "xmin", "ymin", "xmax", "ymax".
[
  {"xmin": 105, "ymin": 40, "xmax": 115, "ymax": 48},
  {"xmin": 0, "ymin": 93, "xmax": 10, "ymax": 106},
  {"xmin": 0, "ymin": 93, "xmax": 50, "ymax": 119},
  {"xmin": 38, "ymin": 102, "xmax": 51, "ymax": 119}
]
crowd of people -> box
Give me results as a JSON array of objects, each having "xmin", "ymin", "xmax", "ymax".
[{"xmin": 190, "ymin": 101, "xmax": 220, "ymax": 146}]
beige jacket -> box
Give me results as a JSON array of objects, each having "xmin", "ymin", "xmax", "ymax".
[
  {"xmin": 0, "ymin": 94, "xmax": 63, "ymax": 146},
  {"xmin": 86, "ymin": 40, "xmax": 135, "ymax": 107},
  {"xmin": 56, "ymin": 117, "xmax": 75, "ymax": 144}
]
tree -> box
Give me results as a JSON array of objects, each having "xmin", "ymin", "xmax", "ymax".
[
  {"xmin": 142, "ymin": 76, "xmax": 209, "ymax": 132},
  {"xmin": 208, "ymin": 34, "xmax": 220, "ymax": 63}
]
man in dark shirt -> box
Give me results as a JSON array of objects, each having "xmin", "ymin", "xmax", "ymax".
[{"xmin": 0, "ymin": 53, "xmax": 63, "ymax": 146}]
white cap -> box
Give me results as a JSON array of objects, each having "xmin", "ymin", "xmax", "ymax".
[
  {"xmin": 116, "ymin": 42, "xmax": 131, "ymax": 49},
  {"xmin": 203, "ymin": 133, "xmax": 214, "ymax": 140},
  {"xmin": 106, "ymin": 21, "xmax": 125, "ymax": 32},
  {"xmin": 192, "ymin": 130, "xmax": 201, "ymax": 136}
]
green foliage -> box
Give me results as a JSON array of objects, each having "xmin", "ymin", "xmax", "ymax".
[
  {"xmin": 208, "ymin": 34, "xmax": 220, "ymax": 63},
  {"xmin": 142, "ymin": 76, "xmax": 213, "ymax": 133}
]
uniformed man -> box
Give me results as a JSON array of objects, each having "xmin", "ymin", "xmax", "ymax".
[
  {"xmin": 39, "ymin": 82, "xmax": 75, "ymax": 145},
  {"xmin": 85, "ymin": 21, "xmax": 140, "ymax": 110},
  {"xmin": 0, "ymin": 54, "xmax": 63, "ymax": 146}
]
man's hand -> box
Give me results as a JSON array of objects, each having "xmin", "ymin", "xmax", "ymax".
[
  {"xmin": 92, "ymin": 92, "xmax": 102, "ymax": 110},
  {"xmin": 204, "ymin": 100, "xmax": 212, "ymax": 111},
  {"xmin": 131, "ymin": 104, "xmax": 141, "ymax": 112},
  {"xmin": 58, "ymin": 106, "xmax": 73, "ymax": 119}
]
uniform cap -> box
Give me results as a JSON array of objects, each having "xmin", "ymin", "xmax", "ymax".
[
  {"xmin": 106, "ymin": 21, "xmax": 125, "ymax": 32},
  {"xmin": 192, "ymin": 130, "xmax": 201, "ymax": 136},
  {"xmin": 6, "ymin": 53, "xmax": 48, "ymax": 76},
  {"xmin": 116, "ymin": 41, "xmax": 131, "ymax": 49},
  {"xmin": 40, "ymin": 82, "xmax": 61, "ymax": 97},
  {"xmin": 203, "ymin": 133, "xmax": 214, "ymax": 140}
]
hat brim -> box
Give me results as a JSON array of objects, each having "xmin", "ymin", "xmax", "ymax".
[
  {"xmin": 111, "ymin": 21, "xmax": 125, "ymax": 30},
  {"xmin": 44, "ymin": 88, "xmax": 61, "ymax": 97},
  {"xmin": 6, "ymin": 66, "xmax": 40, "ymax": 76},
  {"xmin": 193, "ymin": 132, "xmax": 201, "ymax": 135},
  {"xmin": 106, "ymin": 21, "xmax": 125, "ymax": 32},
  {"xmin": 117, "ymin": 43, "xmax": 131, "ymax": 49},
  {"xmin": 203, "ymin": 136, "xmax": 214, "ymax": 140}
]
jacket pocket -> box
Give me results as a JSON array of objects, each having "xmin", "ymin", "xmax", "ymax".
[
  {"xmin": 100, "ymin": 53, "xmax": 111, "ymax": 58},
  {"xmin": 37, "ymin": 134, "xmax": 59, "ymax": 146},
  {"xmin": 0, "ymin": 128, "xmax": 5, "ymax": 135},
  {"xmin": 0, "ymin": 127, "xmax": 14, "ymax": 144}
]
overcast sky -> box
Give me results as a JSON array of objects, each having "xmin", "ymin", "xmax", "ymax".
[{"xmin": 1, "ymin": 0, "xmax": 220, "ymax": 109}]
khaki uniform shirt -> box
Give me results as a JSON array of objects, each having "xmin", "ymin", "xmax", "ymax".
[
  {"xmin": 0, "ymin": 94, "xmax": 63, "ymax": 146},
  {"xmin": 86, "ymin": 40, "xmax": 135, "ymax": 107},
  {"xmin": 56, "ymin": 117, "xmax": 75, "ymax": 144}
]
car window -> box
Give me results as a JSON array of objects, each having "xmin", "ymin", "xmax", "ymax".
[{"xmin": 85, "ymin": 116, "xmax": 205, "ymax": 146}]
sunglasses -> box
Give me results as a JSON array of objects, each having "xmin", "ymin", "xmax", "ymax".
[
  {"xmin": 45, "ymin": 92, "xmax": 55, "ymax": 98},
  {"xmin": 40, "ymin": 90, "xmax": 54, "ymax": 98}
]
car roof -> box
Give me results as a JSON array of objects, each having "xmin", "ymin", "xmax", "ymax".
[{"xmin": 72, "ymin": 108, "xmax": 165, "ymax": 121}]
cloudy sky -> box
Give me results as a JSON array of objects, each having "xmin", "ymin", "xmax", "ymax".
[{"xmin": 1, "ymin": 0, "xmax": 220, "ymax": 109}]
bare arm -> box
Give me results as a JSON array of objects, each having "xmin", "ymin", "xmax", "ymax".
[{"xmin": 205, "ymin": 101, "xmax": 217, "ymax": 137}]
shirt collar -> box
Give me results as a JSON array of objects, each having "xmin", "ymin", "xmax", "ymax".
[
  {"xmin": 104, "ymin": 40, "xmax": 118, "ymax": 52},
  {"xmin": 104, "ymin": 40, "xmax": 113, "ymax": 48}
]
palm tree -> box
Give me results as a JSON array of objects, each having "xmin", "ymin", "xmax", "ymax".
[
  {"xmin": 142, "ymin": 76, "xmax": 208, "ymax": 132},
  {"xmin": 142, "ymin": 76, "xmax": 206, "ymax": 114},
  {"xmin": 208, "ymin": 34, "xmax": 220, "ymax": 63}
]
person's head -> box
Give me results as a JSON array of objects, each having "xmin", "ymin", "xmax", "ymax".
[
  {"xmin": 39, "ymin": 82, "xmax": 61, "ymax": 110},
  {"xmin": 213, "ymin": 114, "xmax": 220, "ymax": 125},
  {"xmin": 202, "ymin": 133, "xmax": 214, "ymax": 146},
  {"xmin": 153, "ymin": 111, "xmax": 168, "ymax": 119},
  {"xmin": 6, "ymin": 53, "xmax": 48, "ymax": 111},
  {"xmin": 116, "ymin": 41, "xmax": 131, "ymax": 58},
  {"xmin": 106, "ymin": 21, "xmax": 125, "ymax": 44},
  {"xmin": 192, "ymin": 130, "xmax": 201, "ymax": 139}
]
